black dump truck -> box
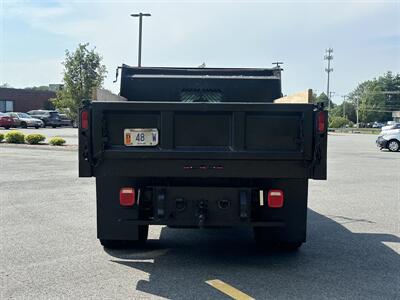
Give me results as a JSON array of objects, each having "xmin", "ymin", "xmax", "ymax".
[{"xmin": 79, "ymin": 65, "xmax": 327, "ymax": 250}]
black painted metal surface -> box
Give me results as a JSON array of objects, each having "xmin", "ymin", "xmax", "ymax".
[
  {"xmin": 120, "ymin": 65, "xmax": 282, "ymax": 102},
  {"xmin": 79, "ymin": 66, "xmax": 327, "ymax": 243}
]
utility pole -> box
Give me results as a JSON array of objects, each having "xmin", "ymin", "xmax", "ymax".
[
  {"xmin": 131, "ymin": 13, "xmax": 151, "ymax": 67},
  {"xmin": 324, "ymin": 48, "xmax": 333, "ymax": 110},
  {"xmin": 342, "ymin": 95, "xmax": 347, "ymax": 118},
  {"xmin": 272, "ymin": 62, "xmax": 284, "ymax": 69},
  {"xmin": 356, "ymin": 96, "xmax": 359, "ymax": 126},
  {"xmin": 329, "ymin": 91, "xmax": 335, "ymax": 109}
]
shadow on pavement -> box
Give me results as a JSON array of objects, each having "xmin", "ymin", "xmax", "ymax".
[{"xmin": 105, "ymin": 209, "xmax": 399, "ymax": 299}]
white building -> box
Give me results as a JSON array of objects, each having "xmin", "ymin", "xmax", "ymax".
[{"xmin": 393, "ymin": 111, "xmax": 400, "ymax": 122}]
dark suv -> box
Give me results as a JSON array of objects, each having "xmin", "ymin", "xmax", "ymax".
[{"xmin": 27, "ymin": 110, "xmax": 61, "ymax": 128}]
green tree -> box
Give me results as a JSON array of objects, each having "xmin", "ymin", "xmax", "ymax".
[
  {"xmin": 53, "ymin": 43, "xmax": 106, "ymax": 122},
  {"xmin": 314, "ymin": 92, "xmax": 336, "ymax": 109},
  {"xmin": 329, "ymin": 116, "xmax": 353, "ymax": 128},
  {"xmin": 348, "ymin": 72, "xmax": 400, "ymax": 123},
  {"xmin": 329, "ymin": 101, "xmax": 357, "ymax": 123}
]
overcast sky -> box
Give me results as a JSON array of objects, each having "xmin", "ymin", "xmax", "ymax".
[{"xmin": 1, "ymin": 0, "xmax": 399, "ymax": 103}]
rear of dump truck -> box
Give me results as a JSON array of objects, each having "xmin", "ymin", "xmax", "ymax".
[{"xmin": 79, "ymin": 66, "xmax": 327, "ymax": 250}]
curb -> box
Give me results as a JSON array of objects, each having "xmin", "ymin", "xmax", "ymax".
[{"xmin": 0, "ymin": 143, "xmax": 77, "ymax": 151}]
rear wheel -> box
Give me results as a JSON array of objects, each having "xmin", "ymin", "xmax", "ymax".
[
  {"xmin": 21, "ymin": 122, "xmax": 27, "ymax": 128},
  {"xmin": 4, "ymin": 125, "xmax": 10, "ymax": 129},
  {"xmin": 35, "ymin": 126, "xmax": 40, "ymax": 129},
  {"xmin": 253, "ymin": 227, "xmax": 303, "ymax": 251},
  {"xmin": 100, "ymin": 225, "xmax": 149, "ymax": 249},
  {"xmin": 388, "ymin": 139, "xmax": 400, "ymax": 152},
  {"xmin": 52, "ymin": 125, "xmax": 57, "ymax": 128}
]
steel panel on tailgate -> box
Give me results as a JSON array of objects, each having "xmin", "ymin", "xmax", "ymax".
[{"xmin": 90, "ymin": 101, "xmax": 315, "ymax": 178}]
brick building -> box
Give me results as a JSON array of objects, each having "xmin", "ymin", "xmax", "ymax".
[{"xmin": 0, "ymin": 88, "xmax": 56, "ymax": 113}]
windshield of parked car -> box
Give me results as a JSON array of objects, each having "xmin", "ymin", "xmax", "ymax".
[{"xmin": 17, "ymin": 113, "xmax": 31, "ymax": 118}]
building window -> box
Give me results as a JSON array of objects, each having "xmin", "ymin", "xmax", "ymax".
[{"xmin": 0, "ymin": 100, "xmax": 14, "ymax": 112}]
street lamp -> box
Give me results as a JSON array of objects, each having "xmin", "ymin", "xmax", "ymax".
[{"xmin": 131, "ymin": 13, "xmax": 151, "ymax": 67}]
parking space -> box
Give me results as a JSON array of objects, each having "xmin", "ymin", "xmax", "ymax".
[{"xmin": 0, "ymin": 133, "xmax": 399, "ymax": 299}]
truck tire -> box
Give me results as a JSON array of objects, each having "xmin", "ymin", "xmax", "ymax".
[
  {"xmin": 100, "ymin": 225, "xmax": 149, "ymax": 249},
  {"xmin": 253, "ymin": 227, "xmax": 303, "ymax": 251}
]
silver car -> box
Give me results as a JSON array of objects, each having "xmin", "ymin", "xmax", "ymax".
[
  {"xmin": 7, "ymin": 112, "xmax": 44, "ymax": 129},
  {"xmin": 376, "ymin": 127, "xmax": 400, "ymax": 152},
  {"xmin": 381, "ymin": 122, "xmax": 400, "ymax": 132}
]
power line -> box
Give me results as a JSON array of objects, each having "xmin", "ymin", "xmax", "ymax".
[
  {"xmin": 362, "ymin": 109, "xmax": 399, "ymax": 113},
  {"xmin": 360, "ymin": 91, "xmax": 400, "ymax": 95}
]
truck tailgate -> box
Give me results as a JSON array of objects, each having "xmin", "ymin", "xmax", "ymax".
[{"xmin": 81, "ymin": 101, "xmax": 323, "ymax": 179}]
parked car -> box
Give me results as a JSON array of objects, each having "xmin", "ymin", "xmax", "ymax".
[
  {"xmin": 59, "ymin": 114, "xmax": 73, "ymax": 127},
  {"xmin": 372, "ymin": 122, "xmax": 385, "ymax": 128},
  {"xmin": 0, "ymin": 112, "xmax": 15, "ymax": 129},
  {"xmin": 381, "ymin": 122, "xmax": 400, "ymax": 132},
  {"xmin": 376, "ymin": 128, "xmax": 400, "ymax": 152},
  {"xmin": 6, "ymin": 112, "xmax": 44, "ymax": 129},
  {"xmin": 27, "ymin": 110, "xmax": 61, "ymax": 128}
]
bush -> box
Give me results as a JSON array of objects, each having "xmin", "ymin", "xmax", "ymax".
[
  {"xmin": 25, "ymin": 133, "xmax": 46, "ymax": 145},
  {"xmin": 0, "ymin": 133, "xmax": 4, "ymax": 142},
  {"xmin": 5, "ymin": 131, "xmax": 25, "ymax": 144},
  {"xmin": 329, "ymin": 116, "xmax": 353, "ymax": 128},
  {"xmin": 49, "ymin": 137, "xmax": 66, "ymax": 146}
]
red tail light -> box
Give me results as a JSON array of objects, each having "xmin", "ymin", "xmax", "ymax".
[
  {"xmin": 81, "ymin": 110, "xmax": 89, "ymax": 129},
  {"xmin": 318, "ymin": 111, "xmax": 325, "ymax": 133},
  {"xmin": 120, "ymin": 188, "xmax": 136, "ymax": 206},
  {"xmin": 267, "ymin": 190, "xmax": 284, "ymax": 208}
]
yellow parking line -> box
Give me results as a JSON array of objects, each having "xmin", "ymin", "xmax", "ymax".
[{"xmin": 206, "ymin": 279, "xmax": 255, "ymax": 300}]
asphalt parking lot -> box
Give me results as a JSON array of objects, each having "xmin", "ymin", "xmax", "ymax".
[{"xmin": 1, "ymin": 134, "xmax": 399, "ymax": 299}]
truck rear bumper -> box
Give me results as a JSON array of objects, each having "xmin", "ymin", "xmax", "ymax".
[{"xmin": 96, "ymin": 177, "xmax": 308, "ymax": 242}]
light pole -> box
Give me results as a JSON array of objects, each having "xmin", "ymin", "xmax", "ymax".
[
  {"xmin": 131, "ymin": 13, "xmax": 151, "ymax": 67},
  {"xmin": 324, "ymin": 48, "xmax": 333, "ymax": 110}
]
